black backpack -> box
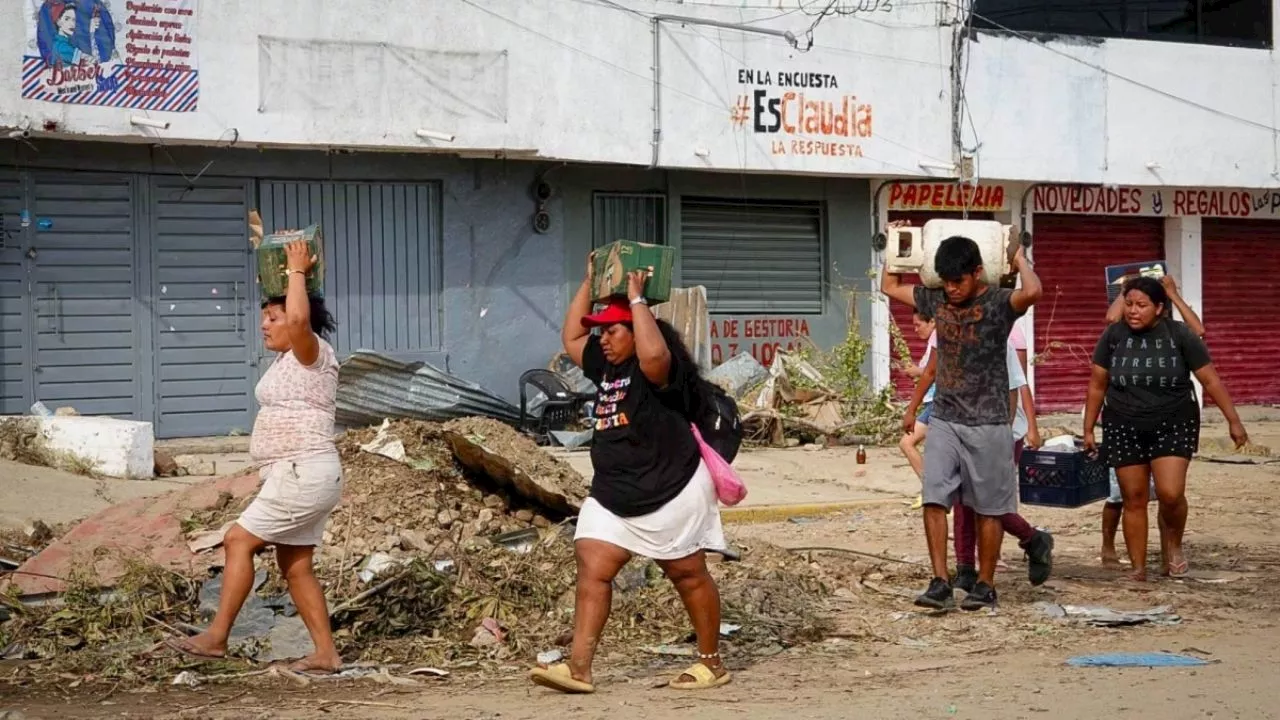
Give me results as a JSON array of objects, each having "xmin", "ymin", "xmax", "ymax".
[{"xmin": 689, "ymin": 378, "xmax": 743, "ymax": 463}]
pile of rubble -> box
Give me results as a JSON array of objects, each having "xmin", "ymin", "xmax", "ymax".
[
  {"xmin": 315, "ymin": 418, "xmax": 585, "ymax": 591},
  {"xmin": 1, "ymin": 416, "xmax": 842, "ymax": 685},
  {"xmin": 709, "ymin": 340, "xmax": 901, "ymax": 448}
]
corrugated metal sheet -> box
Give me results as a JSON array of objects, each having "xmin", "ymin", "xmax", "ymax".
[
  {"xmin": 336, "ymin": 350, "xmax": 521, "ymax": 429},
  {"xmin": 31, "ymin": 172, "xmax": 141, "ymax": 418},
  {"xmin": 680, "ymin": 198, "xmax": 823, "ymax": 315},
  {"xmin": 885, "ymin": 211, "xmax": 994, "ymax": 400},
  {"xmin": 593, "ymin": 192, "xmax": 666, "ymax": 248},
  {"xmin": 258, "ymin": 181, "xmax": 442, "ymax": 363},
  {"xmin": 1202, "ymin": 219, "xmax": 1280, "ymax": 405},
  {"xmin": 0, "ymin": 170, "xmax": 28, "ymax": 415},
  {"xmin": 151, "ymin": 177, "xmax": 255, "ymax": 438},
  {"xmin": 1032, "ymin": 215, "xmax": 1165, "ymax": 412}
]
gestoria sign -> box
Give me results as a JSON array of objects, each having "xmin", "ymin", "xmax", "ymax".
[{"xmin": 1031, "ymin": 185, "xmax": 1280, "ymax": 219}]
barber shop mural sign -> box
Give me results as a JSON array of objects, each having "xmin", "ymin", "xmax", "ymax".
[
  {"xmin": 731, "ymin": 68, "xmax": 874, "ymax": 159},
  {"xmin": 21, "ymin": 0, "xmax": 200, "ymax": 112}
]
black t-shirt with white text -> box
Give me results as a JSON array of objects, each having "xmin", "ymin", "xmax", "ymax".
[
  {"xmin": 582, "ymin": 335, "xmax": 701, "ymax": 518},
  {"xmin": 1091, "ymin": 319, "xmax": 1211, "ymax": 427}
]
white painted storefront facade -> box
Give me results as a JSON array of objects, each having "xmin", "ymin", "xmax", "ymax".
[
  {"xmin": 5, "ymin": 0, "xmax": 1278, "ymax": 186},
  {"xmin": 3, "ymin": 0, "xmax": 1280, "ymax": 410}
]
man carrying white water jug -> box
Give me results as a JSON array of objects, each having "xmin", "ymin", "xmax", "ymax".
[{"xmin": 882, "ymin": 233, "xmax": 1043, "ymax": 611}]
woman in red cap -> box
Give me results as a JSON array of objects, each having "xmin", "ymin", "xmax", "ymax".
[{"xmin": 530, "ymin": 256, "xmax": 729, "ymax": 694}]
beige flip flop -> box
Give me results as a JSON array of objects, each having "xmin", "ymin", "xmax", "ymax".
[
  {"xmin": 529, "ymin": 663, "xmax": 595, "ymax": 694},
  {"xmin": 669, "ymin": 663, "xmax": 732, "ymax": 690},
  {"xmin": 165, "ymin": 636, "xmax": 226, "ymax": 661}
]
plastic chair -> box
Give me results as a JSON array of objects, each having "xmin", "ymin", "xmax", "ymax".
[{"xmin": 518, "ymin": 369, "xmax": 592, "ymax": 444}]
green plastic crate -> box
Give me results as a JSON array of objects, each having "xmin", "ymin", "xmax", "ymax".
[
  {"xmin": 256, "ymin": 224, "xmax": 325, "ymax": 298},
  {"xmin": 591, "ymin": 240, "xmax": 674, "ymax": 304}
]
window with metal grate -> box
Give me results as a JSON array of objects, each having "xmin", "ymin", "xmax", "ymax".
[{"xmin": 592, "ymin": 192, "xmax": 667, "ymax": 249}]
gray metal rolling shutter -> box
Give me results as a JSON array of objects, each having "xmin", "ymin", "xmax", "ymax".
[
  {"xmin": 680, "ymin": 198, "xmax": 824, "ymax": 314},
  {"xmin": 258, "ymin": 181, "xmax": 442, "ymax": 363},
  {"xmin": 30, "ymin": 172, "xmax": 141, "ymax": 418},
  {"xmin": 0, "ymin": 171, "xmax": 30, "ymax": 415},
  {"xmin": 151, "ymin": 177, "xmax": 255, "ymax": 438}
]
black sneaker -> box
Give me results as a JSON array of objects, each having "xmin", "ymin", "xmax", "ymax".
[
  {"xmin": 960, "ymin": 581, "xmax": 998, "ymax": 611},
  {"xmin": 953, "ymin": 564, "xmax": 978, "ymax": 593},
  {"xmin": 1021, "ymin": 530, "xmax": 1054, "ymax": 587},
  {"xmin": 914, "ymin": 577, "xmax": 955, "ymax": 610}
]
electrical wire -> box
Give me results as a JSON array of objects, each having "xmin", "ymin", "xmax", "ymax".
[
  {"xmin": 960, "ymin": 3, "xmax": 1280, "ymax": 135},
  {"xmin": 583, "ymin": 0, "xmax": 1279, "ymax": 136},
  {"xmin": 462, "ymin": 0, "xmax": 949, "ymax": 172}
]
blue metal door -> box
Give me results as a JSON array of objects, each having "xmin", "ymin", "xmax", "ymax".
[
  {"xmin": 0, "ymin": 170, "xmax": 31, "ymax": 415},
  {"xmin": 256, "ymin": 181, "xmax": 443, "ymax": 376},
  {"xmin": 29, "ymin": 172, "xmax": 142, "ymax": 418},
  {"xmin": 149, "ymin": 177, "xmax": 256, "ymax": 438}
]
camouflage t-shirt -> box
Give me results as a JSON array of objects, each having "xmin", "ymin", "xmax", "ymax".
[{"xmin": 913, "ymin": 286, "xmax": 1023, "ymax": 426}]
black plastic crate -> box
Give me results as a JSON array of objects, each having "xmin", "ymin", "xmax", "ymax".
[{"xmin": 1019, "ymin": 446, "xmax": 1109, "ymax": 508}]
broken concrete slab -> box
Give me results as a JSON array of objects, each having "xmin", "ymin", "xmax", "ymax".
[
  {"xmin": 0, "ymin": 415, "xmax": 154, "ymax": 479},
  {"xmin": 443, "ymin": 429, "xmax": 585, "ymax": 515},
  {"xmin": 2, "ymin": 471, "xmax": 261, "ymax": 597}
]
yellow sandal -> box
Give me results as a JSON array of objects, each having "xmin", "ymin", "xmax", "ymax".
[
  {"xmin": 669, "ymin": 662, "xmax": 732, "ymax": 690},
  {"xmin": 529, "ymin": 663, "xmax": 595, "ymax": 694}
]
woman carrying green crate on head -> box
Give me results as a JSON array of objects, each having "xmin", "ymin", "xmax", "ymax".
[{"xmin": 1083, "ymin": 276, "xmax": 1247, "ymax": 581}]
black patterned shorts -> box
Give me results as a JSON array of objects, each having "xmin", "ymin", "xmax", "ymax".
[{"xmin": 1103, "ymin": 417, "xmax": 1200, "ymax": 468}]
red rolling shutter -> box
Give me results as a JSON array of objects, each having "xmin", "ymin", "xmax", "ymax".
[
  {"xmin": 1202, "ymin": 219, "xmax": 1280, "ymax": 405},
  {"xmin": 1031, "ymin": 215, "xmax": 1165, "ymax": 412},
  {"xmin": 885, "ymin": 211, "xmax": 994, "ymax": 400}
]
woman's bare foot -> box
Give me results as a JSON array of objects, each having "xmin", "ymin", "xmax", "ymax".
[
  {"xmin": 1126, "ymin": 568, "xmax": 1148, "ymax": 582},
  {"xmin": 288, "ymin": 652, "xmax": 342, "ymax": 675},
  {"xmin": 167, "ymin": 633, "xmax": 227, "ymax": 660},
  {"xmin": 1101, "ymin": 548, "xmax": 1122, "ymax": 568}
]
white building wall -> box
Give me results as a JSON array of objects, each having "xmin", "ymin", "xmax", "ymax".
[
  {"xmin": 4, "ymin": 1, "xmax": 1278, "ymax": 189},
  {"xmin": 1, "ymin": 0, "xmax": 953, "ymax": 177},
  {"xmin": 963, "ymin": 33, "xmax": 1280, "ymax": 189}
]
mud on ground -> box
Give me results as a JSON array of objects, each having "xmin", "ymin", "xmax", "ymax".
[{"xmin": 3, "ymin": 422, "xmax": 1280, "ymax": 719}]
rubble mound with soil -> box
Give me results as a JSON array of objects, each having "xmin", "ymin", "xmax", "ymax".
[
  {"xmin": 324, "ymin": 419, "xmax": 584, "ymax": 570},
  {"xmin": 2, "ymin": 417, "xmax": 848, "ymax": 684}
]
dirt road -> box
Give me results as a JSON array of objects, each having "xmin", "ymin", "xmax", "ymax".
[{"xmin": 4, "ymin": 420, "xmax": 1279, "ymax": 718}]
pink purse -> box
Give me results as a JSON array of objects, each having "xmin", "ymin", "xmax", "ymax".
[{"xmin": 690, "ymin": 424, "xmax": 747, "ymax": 506}]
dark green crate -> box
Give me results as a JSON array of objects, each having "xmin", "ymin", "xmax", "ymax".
[{"xmin": 590, "ymin": 240, "xmax": 674, "ymax": 304}]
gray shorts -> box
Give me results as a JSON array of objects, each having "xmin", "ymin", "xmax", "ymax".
[{"xmin": 922, "ymin": 418, "xmax": 1017, "ymax": 515}]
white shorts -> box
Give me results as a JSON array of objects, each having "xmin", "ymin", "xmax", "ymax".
[
  {"xmin": 575, "ymin": 460, "xmax": 726, "ymax": 560},
  {"xmin": 237, "ymin": 453, "xmax": 343, "ymax": 546}
]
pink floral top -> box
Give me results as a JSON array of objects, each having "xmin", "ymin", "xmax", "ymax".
[{"xmin": 249, "ymin": 338, "xmax": 339, "ymax": 463}]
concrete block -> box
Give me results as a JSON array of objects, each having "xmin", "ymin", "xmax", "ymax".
[{"xmin": 23, "ymin": 416, "xmax": 154, "ymax": 479}]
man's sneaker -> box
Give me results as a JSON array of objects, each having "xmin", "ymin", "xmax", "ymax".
[
  {"xmin": 914, "ymin": 577, "xmax": 955, "ymax": 610},
  {"xmin": 1021, "ymin": 530, "xmax": 1055, "ymax": 586},
  {"xmin": 953, "ymin": 564, "xmax": 978, "ymax": 593},
  {"xmin": 960, "ymin": 581, "xmax": 998, "ymax": 611}
]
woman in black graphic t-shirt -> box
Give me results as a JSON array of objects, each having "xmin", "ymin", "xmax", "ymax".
[
  {"xmin": 529, "ymin": 259, "xmax": 730, "ymax": 695},
  {"xmin": 1083, "ymin": 276, "xmax": 1248, "ymax": 581}
]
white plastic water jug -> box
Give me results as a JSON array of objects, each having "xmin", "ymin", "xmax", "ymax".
[{"xmin": 885, "ymin": 219, "xmax": 1019, "ymax": 289}]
